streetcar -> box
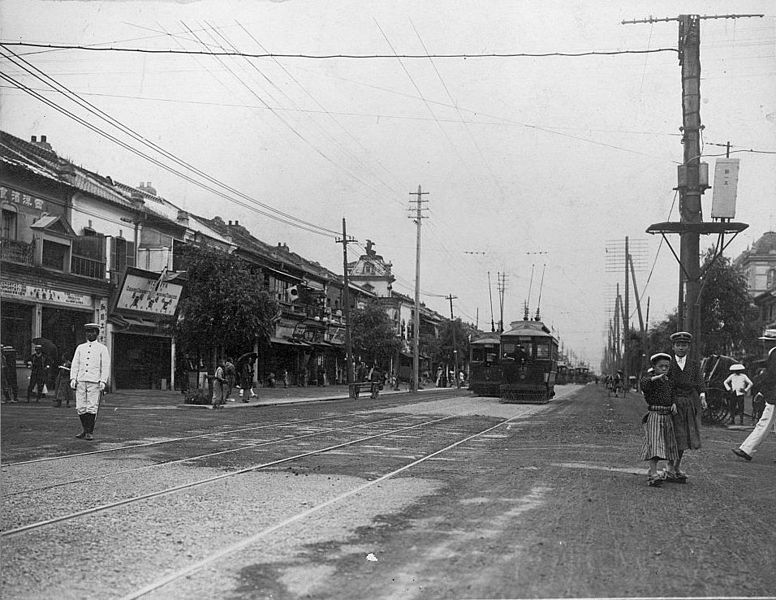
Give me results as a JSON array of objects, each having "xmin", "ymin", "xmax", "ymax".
[{"xmin": 469, "ymin": 318, "xmax": 559, "ymax": 404}]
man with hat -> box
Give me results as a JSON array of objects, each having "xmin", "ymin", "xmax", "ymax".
[
  {"xmin": 26, "ymin": 343, "xmax": 50, "ymax": 403},
  {"xmin": 70, "ymin": 322, "xmax": 110, "ymax": 440},
  {"xmin": 723, "ymin": 363, "xmax": 753, "ymax": 425},
  {"xmin": 664, "ymin": 331, "xmax": 707, "ymax": 483}
]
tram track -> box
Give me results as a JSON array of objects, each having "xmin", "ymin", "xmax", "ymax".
[
  {"xmin": 1, "ymin": 414, "xmax": 458, "ymax": 537},
  {"xmin": 1, "ymin": 413, "xmax": 413, "ymax": 497},
  {"xmin": 118, "ymin": 412, "xmax": 526, "ymax": 600},
  {"xmin": 0, "ymin": 413, "xmax": 355, "ymax": 468}
]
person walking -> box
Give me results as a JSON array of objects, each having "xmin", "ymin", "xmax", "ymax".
[
  {"xmin": 54, "ymin": 358, "xmax": 74, "ymax": 408},
  {"xmin": 639, "ymin": 353, "xmax": 678, "ymax": 487},
  {"xmin": 26, "ymin": 344, "xmax": 49, "ymax": 402},
  {"xmin": 70, "ymin": 323, "xmax": 110, "ymax": 440},
  {"xmin": 212, "ymin": 359, "xmax": 226, "ymax": 409},
  {"xmin": 723, "ymin": 363, "xmax": 753, "ymax": 425},
  {"xmin": 732, "ymin": 347, "xmax": 776, "ymax": 462},
  {"xmin": 664, "ymin": 331, "xmax": 707, "ymax": 483},
  {"xmin": 224, "ymin": 357, "xmax": 236, "ymax": 401}
]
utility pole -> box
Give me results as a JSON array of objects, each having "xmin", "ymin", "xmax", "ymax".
[
  {"xmin": 409, "ymin": 185, "xmax": 428, "ymax": 393},
  {"xmin": 497, "ymin": 272, "xmax": 506, "ymax": 332},
  {"xmin": 487, "ymin": 271, "xmax": 495, "ymax": 332},
  {"xmin": 336, "ymin": 218, "xmax": 357, "ymax": 394},
  {"xmin": 445, "ymin": 294, "xmax": 458, "ymax": 380},
  {"xmin": 624, "ymin": 236, "xmax": 630, "ymax": 388},
  {"xmin": 626, "ymin": 12, "xmax": 761, "ymax": 361}
]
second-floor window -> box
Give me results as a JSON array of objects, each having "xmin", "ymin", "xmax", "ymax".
[
  {"xmin": 112, "ymin": 236, "xmax": 136, "ymax": 274},
  {"xmin": 42, "ymin": 239, "xmax": 69, "ymax": 270},
  {"xmin": 1, "ymin": 208, "xmax": 17, "ymax": 240},
  {"xmin": 768, "ymin": 268, "xmax": 776, "ymax": 289}
]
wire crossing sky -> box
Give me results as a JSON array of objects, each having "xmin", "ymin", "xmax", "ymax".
[{"xmin": 2, "ymin": 0, "xmax": 774, "ymax": 367}]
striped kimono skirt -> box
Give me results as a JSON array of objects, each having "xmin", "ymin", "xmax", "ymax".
[{"xmin": 641, "ymin": 405, "xmax": 679, "ymax": 461}]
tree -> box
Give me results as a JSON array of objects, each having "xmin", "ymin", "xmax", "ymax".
[
  {"xmin": 437, "ymin": 318, "xmax": 470, "ymax": 370},
  {"xmin": 173, "ymin": 245, "xmax": 279, "ymax": 361},
  {"xmin": 646, "ymin": 248, "xmax": 760, "ymax": 359},
  {"xmin": 697, "ymin": 248, "xmax": 761, "ymax": 357},
  {"xmin": 350, "ymin": 300, "xmax": 401, "ymax": 367}
]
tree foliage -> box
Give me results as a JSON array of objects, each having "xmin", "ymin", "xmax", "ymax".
[
  {"xmin": 350, "ymin": 300, "xmax": 401, "ymax": 366},
  {"xmin": 435, "ymin": 318, "xmax": 470, "ymax": 366},
  {"xmin": 173, "ymin": 245, "xmax": 279, "ymax": 358},
  {"xmin": 646, "ymin": 248, "xmax": 760, "ymax": 358},
  {"xmin": 697, "ymin": 248, "xmax": 760, "ymax": 356}
]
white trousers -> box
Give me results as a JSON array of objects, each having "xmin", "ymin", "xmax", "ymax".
[
  {"xmin": 75, "ymin": 381, "xmax": 101, "ymax": 415},
  {"xmin": 740, "ymin": 403, "xmax": 775, "ymax": 456}
]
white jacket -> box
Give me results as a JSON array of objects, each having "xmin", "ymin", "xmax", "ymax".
[{"xmin": 70, "ymin": 341, "xmax": 110, "ymax": 384}]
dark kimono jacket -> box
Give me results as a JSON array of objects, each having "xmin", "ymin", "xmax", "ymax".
[{"xmin": 668, "ymin": 355, "xmax": 706, "ymax": 452}]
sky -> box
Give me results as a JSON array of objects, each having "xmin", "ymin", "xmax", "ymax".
[{"xmin": 1, "ymin": 0, "xmax": 775, "ymax": 369}]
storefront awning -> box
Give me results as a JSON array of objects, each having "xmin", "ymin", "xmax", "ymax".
[{"xmin": 270, "ymin": 336, "xmax": 310, "ymax": 347}]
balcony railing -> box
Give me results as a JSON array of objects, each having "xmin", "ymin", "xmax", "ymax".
[
  {"xmin": 0, "ymin": 238, "xmax": 34, "ymax": 266},
  {"xmin": 71, "ymin": 254, "xmax": 106, "ymax": 279}
]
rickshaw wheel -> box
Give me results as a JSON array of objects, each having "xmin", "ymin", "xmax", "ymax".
[{"xmin": 702, "ymin": 387, "xmax": 730, "ymax": 426}]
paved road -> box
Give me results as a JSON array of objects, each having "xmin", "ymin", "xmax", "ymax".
[{"xmin": 1, "ymin": 384, "xmax": 774, "ymax": 599}]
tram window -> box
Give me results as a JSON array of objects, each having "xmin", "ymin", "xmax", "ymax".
[
  {"xmin": 486, "ymin": 353, "xmax": 496, "ymax": 362},
  {"xmin": 535, "ymin": 342, "xmax": 550, "ymax": 359}
]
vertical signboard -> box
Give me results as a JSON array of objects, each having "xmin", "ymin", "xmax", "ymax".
[{"xmin": 711, "ymin": 158, "xmax": 740, "ymax": 219}]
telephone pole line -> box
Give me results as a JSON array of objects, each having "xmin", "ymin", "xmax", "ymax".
[
  {"xmin": 336, "ymin": 218, "xmax": 357, "ymax": 393},
  {"xmin": 445, "ymin": 293, "xmax": 459, "ymax": 379},
  {"xmin": 630, "ymin": 13, "xmax": 760, "ymax": 359},
  {"xmin": 409, "ymin": 185, "xmax": 428, "ymax": 393}
]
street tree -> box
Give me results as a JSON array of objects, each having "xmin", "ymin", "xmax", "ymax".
[
  {"xmin": 647, "ymin": 247, "xmax": 760, "ymax": 358},
  {"xmin": 350, "ymin": 300, "xmax": 401, "ymax": 367},
  {"xmin": 174, "ymin": 245, "xmax": 279, "ymax": 362}
]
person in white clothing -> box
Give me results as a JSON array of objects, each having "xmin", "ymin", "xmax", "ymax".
[
  {"xmin": 733, "ymin": 347, "xmax": 776, "ymax": 462},
  {"xmin": 723, "ymin": 363, "xmax": 753, "ymax": 425},
  {"xmin": 70, "ymin": 322, "xmax": 110, "ymax": 440}
]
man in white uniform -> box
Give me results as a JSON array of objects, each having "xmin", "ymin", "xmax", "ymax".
[{"xmin": 70, "ymin": 322, "xmax": 110, "ymax": 440}]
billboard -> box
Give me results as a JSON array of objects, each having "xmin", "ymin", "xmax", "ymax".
[
  {"xmin": 114, "ymin": 267, "xmax": 184, "ymax": 318},
  {"xmin": 711, "ymin": 158, "xmax": 740, "ymax": 219}
]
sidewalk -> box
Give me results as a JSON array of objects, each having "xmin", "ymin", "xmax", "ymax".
[{"xmin": 97, "ymin": 383, "xmax": 452, "ymax": 410}]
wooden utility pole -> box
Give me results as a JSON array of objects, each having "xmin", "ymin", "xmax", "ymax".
[
  {"xmin": 446, "ymin": 293, "xmax": 458, "ymax": 379},
  {"xmin": 625, "ymin": 12, "xmax": 762, "ymax": 361},
  {"xmin": 336, "ymin": 218, "xmax": 356, "ymax": 393},
  {"xmin": 409, "ymin": 185, "xmax": 428, "ymax": 393},
  {"xmin": 624, "ymin": 236, "xmax": 630, "ymax": 386}
]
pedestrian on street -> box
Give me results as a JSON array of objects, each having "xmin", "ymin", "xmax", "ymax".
[
  {"xmin": 70, "ymin": 323, "xmax": 110, "ymax": 440},
  {"xmin": 639, "ymin": 353, "xmax": 678, "ymax": 487},
  {"xmin": 212, "ymin": 359, "xmax": 226, "ymax": 409},
  {"xmin": 282, "ymin": 368, "xmax": 289, "ymax": 388},
  {"xmin": 26, "ymin": 344, "xmax": 49, "ymax": 402},
  {"xmin": 224, "ymin": 357, "xmax": 236, "ymax": 400},
  {"xmin": 664, "ymin": 331, "xmax": 707, "ymax": 483},
  {"xmin": 2, "ymin": 345, "xmax": 20, "ymax": 403},
  {"xmin": 54, "ymin": 358, "xmax": 74, "ymax": 408},
  {"xmin": 723, "ymin": 363, "xmax": 753, "ymax": 425},
  {"xmin": 732, "ymin": 347, "xmax": 776, "ymax": 462},
  {"xmin": 239, "ymin": 359, "xmax": 256, "ymax": 402}
]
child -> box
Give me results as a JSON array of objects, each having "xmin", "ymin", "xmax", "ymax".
[
  {"xmin": 639, "ymin": 353, "xmax": 679, "ymax": 487},
  {"xmin": 723, "ymin": 364, "xmax": 753, "ymax": 425},
  {"xmin": 54, "ymin": 359, "xmax": 74, "ymax": 408}
]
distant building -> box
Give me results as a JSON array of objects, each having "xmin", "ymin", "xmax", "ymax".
[{"xmin": 735, "ymin": 231, "xmax": 776, "ymax": 297}]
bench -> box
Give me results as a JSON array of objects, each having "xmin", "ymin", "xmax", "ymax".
[{"xmin": 349, "ymin": 382, "xmax": 379, "ymax": 399}]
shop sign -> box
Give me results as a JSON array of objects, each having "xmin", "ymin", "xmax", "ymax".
[
  {"xmin": 0, "ymin": 280, "xmax": 93, "ymax": 307},
  {"xmin": 327, "ymin": 326, "xmax": 345, "ymax": 344},
  {"xmin": 0, "ymin": 186, "xmax": 47, "ymax": 211},
  {"xmin": 115, "ymin": 270, "xmax": 183, "ymax": 317},
  {"xmin": 98, "ymin": 298, "xmax": 108, "ymax": 344}
]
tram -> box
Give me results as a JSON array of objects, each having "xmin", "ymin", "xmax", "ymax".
[{"xmin": 469, "ymin": 318, "xmax": 559, "ymax": 404}]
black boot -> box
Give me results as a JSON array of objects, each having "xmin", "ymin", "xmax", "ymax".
[
  {"xmin": 75, "ymin": 414, "xmax": 87, "ymax": 438},
  {"xmin": 85, "ymin": 413, "xmax": 96, "ymax": 440}
]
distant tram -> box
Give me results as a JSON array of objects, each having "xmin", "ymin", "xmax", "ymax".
[{"xmin": 469, "ymin": 318, "xmax": 559, "ymax": 404}]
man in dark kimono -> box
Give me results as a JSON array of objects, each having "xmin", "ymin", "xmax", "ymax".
[{"xmin": 665, "ymin": 331, "xmax": 707, "ymax": 482}]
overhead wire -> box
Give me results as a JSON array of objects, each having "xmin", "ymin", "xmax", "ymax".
[
  {"xmin": 0, "ymin": 42, "xmax": 680, "ymax": 59},
  {"xmin": 0, "ymin": 44, "xmax": 342, "ymax": 237}
]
